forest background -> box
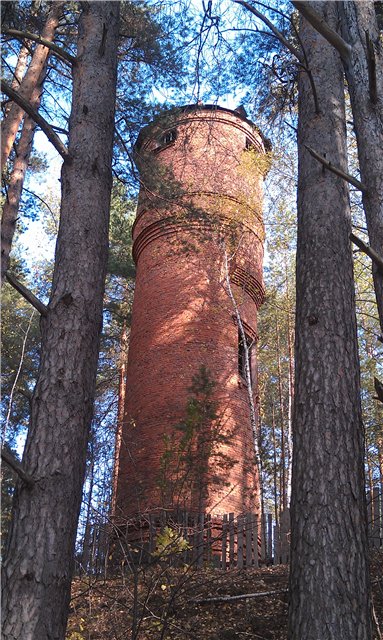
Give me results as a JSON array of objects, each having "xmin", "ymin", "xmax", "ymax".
[{"xmin": 1, "ymin": 1, "xmax": 382, "ymax": 638}]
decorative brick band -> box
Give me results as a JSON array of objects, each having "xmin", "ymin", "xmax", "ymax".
[
  {"xmin": 232, "ymin": 316, "xmax": 258, "ymax": 342},
  {"xmin": 132, "ymin": 190, "xmax": 264, "ymax": 239},
  {"xmin": 132, "ymin": 217, "xmax": 199, "ymax": 263},
  {"xmin": 132, "ymin": 214, "xmax": 262, "ymax": 265},
  {"xmin": 230, "ymin": 266, "xmax": 265, "ymax": 309}
]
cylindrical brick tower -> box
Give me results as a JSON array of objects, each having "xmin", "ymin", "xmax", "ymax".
[{"xmin": 114, "ymin": 104, "xmax": 269, "ymax": 521}]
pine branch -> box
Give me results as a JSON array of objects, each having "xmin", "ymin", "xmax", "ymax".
[
  {"xmin": 6, "ymin": 272, "xmax": 48, "ymax": 317},
  {"xmin": 233, "ymin": 0, "xmax": 303, "ymax": 62},
  {"xmin": 304, "ymin": 145, "xmax": 366, "ymax": 192},
  {"xmin": 350, "ymin": 233, "xmax": 383, "ymax": 273},
  {"xmin": 1, "ymin": 447, "xmax": 33, "ymax": 486},
  {"xmin": 291, "ymin": 1, "xmax": 352, "ymax": 62},
  {"xmin": 2, "ymin": 28, "xmax": 76, "ymax": 66},
  {"xmin": 1, "ymin": 80, "xmax": 71, "ymax": 162},
  {"xmin": 17, "ymin": 387, "xmax": 33, "ymax": 401}
]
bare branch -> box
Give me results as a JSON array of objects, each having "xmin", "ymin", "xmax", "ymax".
[
  {"xmin": 193, "ymin": 588, "xmax": 288, "ymax": 604},
  {"xmin": 1, "ymin": 447, "xmax": 33, "ymax": 486},
  {"xmin": 291, "ymin": 1, "xmax": 351, "ymax": 62},
  {"xmin": 5, "ymin": 272, "xmax": 48, "ymax": 317},
  {"xmin": 17, "ymin": 387, "xmax": 33, "ymax": 401},
  {"xmin": 304, "ymin": 145, "xmax": 367, "ymax": 192},
  {"xmin": 0, "ymin": 80, "xmax": 71, "ymax": 162},
  {"xmin": 2, "ymin": 28, "xmax": 76, "ymax": 66},
  {"xmin": 233, "ymin": 0, "xmax": 303, "ymax": 62},
  {"xmin": 350, "ymin": 233, "xmax": 383, "ymax": 273},
  {"xmin": 3, "ymin": 310, "xmax": 35, "ymax": 442},
  {"xmin": 374, "ymin": 377, "xmax": 383, "ymax": 404}
]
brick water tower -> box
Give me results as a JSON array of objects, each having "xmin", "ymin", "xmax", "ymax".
[{"xmin": 113, "ymin": 104, "xmax": 269, "ymax": 522}]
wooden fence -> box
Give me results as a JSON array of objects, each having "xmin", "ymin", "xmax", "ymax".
[
  {"xmin": 79, "ymin": 489, "xmax": 382, "ymax": 574},
  {"xmin": 367, "ymin": 487, "xmax": 383, "ymax": 549}
]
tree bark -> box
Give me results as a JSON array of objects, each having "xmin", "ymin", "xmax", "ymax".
[
  {"xmin": 4, "ymin": 42, "xmax": 30, "ymax": 118},
  {"xmin": 288, "ymin": 3, "xmax": 371, "ymax": 639},
  {"xmin": 1, "ymin": 3, "xmax": 120, "ymax": 640},
  {"xmin": 1, "ymin": 81, "xmax": 44, "ymax": 283},
  {"xmin": 275, "ymin": 317, "xmax": 287, "ymax": 510},
  {"xmin": 336, "ymin": 1, "xmax": 383, "ymax": 335},
  {"xmin": 110, "ymin": 322, "xmax": 128, "ymax": 517},
  {"xmin": 1, "ymin": 1, "xmax": 65, "ymax": 173}
]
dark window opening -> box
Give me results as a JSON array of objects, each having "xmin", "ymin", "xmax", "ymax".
[
  {"xmin": 160, "ymin": 129, "xmax": 177, "ymax": 147},
  {"xmin": 238, "ymin": 330, "xmax": 254, "ymax": 384}
]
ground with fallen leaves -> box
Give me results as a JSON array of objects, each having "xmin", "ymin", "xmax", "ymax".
[{"xmin": 67, "ymin": 551, "xmax": 382, "ymax": 640}]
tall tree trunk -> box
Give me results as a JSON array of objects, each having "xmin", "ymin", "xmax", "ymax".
[
  {"xmin": 1, "ymin": 3, "xmax": 120, "ymax": 640},
  {"xmin": 111, "ymin": 322, "xmax": 128, "ymax": 518},
  {"xmin": 1, "ymin": 1, "xmax": 64, "ymax": 173},
  {"xmin": 1, "ymin": 78, "xmax": 45, "ymax": 283},
  {"xmin": 271, "ymin": 402, "xmax": 279, "ymax": 527},
  {"xmin": 337, "ymin": 1, "xmax": 383, "ymax": 335},
  {"xmin": 288, "ymin": 3, "xmax": 371, "ymax": 639},
  {"xmin": 285, "ymin": 262, "xmax": 294, "ymax": 505},
  {"xmin": 275, "ymin": 317, "xmax": 287, "ymax": 510}
]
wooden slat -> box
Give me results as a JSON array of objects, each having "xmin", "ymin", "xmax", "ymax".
[
  {"xmin": 367, "ymin": 491, "xmax": 373, "ymax": 537},
  {"xmin": 245, "ymin": 513, "xmax": 253, "ymax": 567},
  {"xmin": 273, "ymin": 524, "xmax": 279, "ymax": 565},
  {"xmin": 372, "ymin": 487, "xmax": 381, "ymax": 549},
  {"xmin": 237, "ymin": 515, "xmax": 244, "ymax": 569},
  {"xmin": 252, "ymin": 514, "xmax": 259, "ymax": 569},
  {"xmin": 206, "ymin": 513, "xmax": 212, "ymax": 564},
  {"xmin": 181, "ymin": 511, "xmax": 189, "ymax": 564},
  {"xmin": 222, "ymin": 514, "xmax": 228, "ymax": 570},
  {"xmin": 280, "ymin": 509, "xmax": 290, "ymax": 564},
  {"xmin": 267, "ymin": 513, "xmax": 273, "ymax": 563},
  {"xmin": 149, "ymin": 513, "xmax": 156, "ymax": 558},
  {"xmin": 260, "ymin": 512, "xmax": 266, "ymax": 563},
  {"xmin": 229, "ymin": 512, "xmax": 235, "ymax": 568},
  {"xmin": 197, "ymin": 513, "xmax": 204, "ymax": 567}
]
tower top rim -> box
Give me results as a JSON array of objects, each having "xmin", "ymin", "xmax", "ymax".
[{"xmin": 134, "ymin": 103, "xmax": 272, "ymax": 152}]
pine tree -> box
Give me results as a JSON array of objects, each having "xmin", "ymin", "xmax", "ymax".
[
  {"xmin": 288, "ymin": 3, "xmax": 371, "ymax": 637},
  {"xmin": 2, "ymin": 4, "xmax": 120, "ymax": 638}
]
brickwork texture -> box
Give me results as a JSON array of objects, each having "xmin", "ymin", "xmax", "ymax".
[{"xmin": 114, "ymin": 105, "xmax": 268, "ymax": 521}]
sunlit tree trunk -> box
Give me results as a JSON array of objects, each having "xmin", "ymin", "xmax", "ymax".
[
  {"xmin": 1, "ymin": 80, "xmax": 44, "ymax": 283},
  {"xmin": 288, "ymin": 3, "xmax": 371, "ymax": 639},
  {"xmin": 111, "ymin": 322, "xmax": 128, "ymax": 517},
  {"xmin": 337, "ymin": 1, "xmax": 383, "ymax": 335},
  {"xmin": 1, "ymin": 1, "xmax": 65, "ymax": 172},
  {"xmin": 285, "ymin": 262, "xmax": 294, "ymax": 504},
  {"xmin": 275, "ymin": 317, "xmax": 287, "ymax": 510},
  {"xmin": 271, "ymin": 403, "xmax": 279, "ymax": 527},
  {"xmin": 2, "ymin": 4, "xmax": 120, "ymax": 639}
]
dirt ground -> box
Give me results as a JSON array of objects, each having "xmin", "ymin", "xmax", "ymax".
[{"xmin": 67, "ymin": 551, "xmax": 382, "ymax": 640}]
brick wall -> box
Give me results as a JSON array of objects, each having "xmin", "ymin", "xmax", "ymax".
[{"xmin": 114, "ymin": 105, "xmax": 268, "ymax": 521}]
